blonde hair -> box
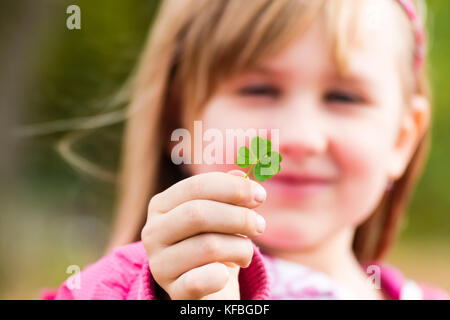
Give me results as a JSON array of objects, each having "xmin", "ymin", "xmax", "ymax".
[{"xmin": 51, "ymin": 0, "xmax": 430, "ymax": 262}]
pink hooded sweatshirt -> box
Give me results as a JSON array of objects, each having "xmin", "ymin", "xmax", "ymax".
[{"xmin": 42, "ymin": 241, "xmax": 449, "ymax": 300}]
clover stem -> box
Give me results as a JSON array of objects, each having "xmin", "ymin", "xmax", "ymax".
[{"xmin": 245, "ymin": 162, "xmax": 257, "ymax": 179}]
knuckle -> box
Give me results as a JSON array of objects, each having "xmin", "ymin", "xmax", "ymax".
[
  {"xmin": 148, "ymin": 254, "xmax": 165, "ymax": 281},
  {"xmin": 233, "ymin": 180, "xmax": 252, "ymax": 204},
  {"xmin": 200, "ymin": 235, "xmax": 221, "ymax": 260},
  {"xmin": 185, "ymin": 201, "xmax": 206, "ymax": 227},
  {"xmin": 141, "ymin": 216, "xmax": 156, "ymax": 241},
  {"xmin": 142, "ymin": 237, "xmax": 157, "ymax": 259},
  {"xmin": 141, "ymin": 224, "xmax": 150, "ymax": 242},
  {"xmin": 148, "ymin": 193, "xmax": 162, "ymax": 212},
  {"xmin": 183, "ymin": 274, "xmax": 204, "ymax": 297},
  {"xmin": 141, "ymin": 218, "xmax": 161, "ymax": 254},
  {"xmin": 241, "ymin": 209, "xmax": 255, "ymax": 232},
  {"xmin": 189, "ymin": 175, "xmax": 204, "ymax": 197}
]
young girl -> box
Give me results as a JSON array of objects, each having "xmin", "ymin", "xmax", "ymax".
[{"xmin": 46, "ymin": 0, "xmax": 448, "ymax": 299}]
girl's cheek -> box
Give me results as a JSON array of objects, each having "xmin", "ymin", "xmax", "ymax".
[{"xmin": 332, "ymin": 126, "xmax": 391, "ymax": 226}]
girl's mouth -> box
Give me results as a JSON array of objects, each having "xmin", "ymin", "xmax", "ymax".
[{"xmin": 264, "ymin": 172, "xmax": 333, "ymax": 200}]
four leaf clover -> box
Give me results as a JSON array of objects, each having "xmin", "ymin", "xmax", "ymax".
[{"xmin": 236, "ymin": 136, "xmax": 282, "ymax": 181}]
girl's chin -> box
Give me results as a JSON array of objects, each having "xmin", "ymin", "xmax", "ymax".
[
  {"xmin": 254, "ymin": 232, "xmax": 311, "ymax": 251},
  {"xmin": 254, "ymin": 208, "xmax": 330, "ymax": 250}
]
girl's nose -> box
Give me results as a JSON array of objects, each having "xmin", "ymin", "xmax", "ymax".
[{"xmin": 277, "ymin": 104, "xmax": 328, "ymax": 159}]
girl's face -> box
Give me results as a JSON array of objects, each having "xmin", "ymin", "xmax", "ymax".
[{"xmin": 188, "ymin": 0, "xmax": 425, "ymax": 251}]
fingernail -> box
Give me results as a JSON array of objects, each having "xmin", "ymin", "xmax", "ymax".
[
  {"xmin": 255, "ymin": 214, "xmax": 266, "ymax": 233},
  {"xmin": 253, "ymin": 185, "xmax": 266, "ymax": 203}
]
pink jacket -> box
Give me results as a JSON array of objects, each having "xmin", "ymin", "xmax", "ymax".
[{"xmin": 42, "ymin": 241, "xmax": 449, "ymax": 300}]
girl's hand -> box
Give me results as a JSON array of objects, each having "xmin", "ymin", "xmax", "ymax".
[{"xmin": 141, "ymin": 170, "xmax": 267, "ymax": 300}]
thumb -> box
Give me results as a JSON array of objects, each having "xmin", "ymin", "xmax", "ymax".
[{"xmin": 227, "ymin": 169, "xmax": 248, "ymax": 178}]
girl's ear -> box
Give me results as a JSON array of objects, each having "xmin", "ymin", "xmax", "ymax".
[{"xmin": 387, "ymin": 95, "xmax": 430, "ymax": 181}]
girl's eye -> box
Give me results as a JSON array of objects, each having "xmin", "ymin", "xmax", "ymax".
[
  {"xmin": 324, "ymin": 90, "xmax": 364, "ymax": 104},
  {"xmin": 238, "ymin": 84, "xmax": 280, "ymax": 97}
]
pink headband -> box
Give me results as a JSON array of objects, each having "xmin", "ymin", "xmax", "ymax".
[{"xmin": 396, "ymin": 0, "xmax": 426, "ymax": 71}]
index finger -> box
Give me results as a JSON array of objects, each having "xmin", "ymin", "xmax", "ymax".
[{"xmin": 149, "ymin": 171, "xmax": 266, "ymax": 213}]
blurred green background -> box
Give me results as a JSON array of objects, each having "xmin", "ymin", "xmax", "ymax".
[{"xmin": 0, "ymin": 0, "xmax": 448, "ymax": 299}]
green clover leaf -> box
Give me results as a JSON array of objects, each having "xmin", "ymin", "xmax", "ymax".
[{"xmin": 236, "ymin": 136, "xmax": 283, "ymax": 181}]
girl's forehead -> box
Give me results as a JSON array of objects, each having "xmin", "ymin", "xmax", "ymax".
[
  {"xmin": 185, "ymin": 0, "xmax": 413, "ymax": 108},
  {"xmin": 238, "ymin": 5, "xmax": 405, "ymax": 86}
]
